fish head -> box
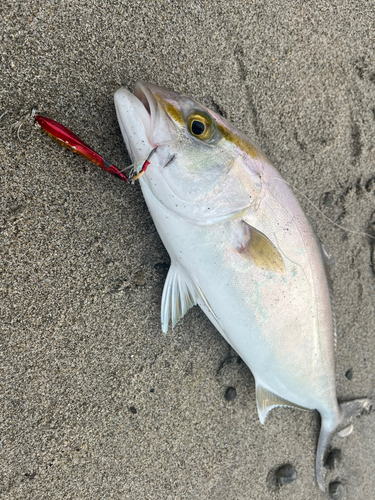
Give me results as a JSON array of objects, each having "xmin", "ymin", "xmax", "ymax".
[{"xmin": 115, "ymin": 82, "xmax": 265, "ymax": 224}]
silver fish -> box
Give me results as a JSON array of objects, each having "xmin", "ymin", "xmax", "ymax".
[{"xmin": 114, "ymin": 82, "xmax": 372, "ymax": 490}]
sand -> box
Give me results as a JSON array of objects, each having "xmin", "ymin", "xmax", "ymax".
[{"xmin": 1, "ymin": 1, "xmax": 374, "ymax": 498}]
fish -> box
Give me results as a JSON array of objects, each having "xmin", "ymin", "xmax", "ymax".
[{"xmin": 113, "ymin": 82, "xmax": 372, "ymax": 490}]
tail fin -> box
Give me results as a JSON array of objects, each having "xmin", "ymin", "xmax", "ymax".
[{"xmin": 316, "ymin": 398, "xmax": 373, "ymax": 491}]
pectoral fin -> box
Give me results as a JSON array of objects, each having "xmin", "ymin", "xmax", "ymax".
[
  {"xmin": 238, "ymin": 222, "xmax": 285, "ymax": 273},
  {"xmin": 256, "ymin": 384, "xmax": 306, "ymax": 424},
  {"xmin": 161, "ymin": 262, "xmax": 199, "ymax": 333}
]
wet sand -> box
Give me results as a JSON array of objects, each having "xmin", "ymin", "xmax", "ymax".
[{"xmin": 1, "ymin": 1, "xmax": 374, "ymax": 498}]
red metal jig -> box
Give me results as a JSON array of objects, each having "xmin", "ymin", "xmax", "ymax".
[{"xmin": 35, "ymin": 115, "xmax": 129, "ymax": 182}]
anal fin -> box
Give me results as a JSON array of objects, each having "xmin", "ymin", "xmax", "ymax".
[{"xmin": 256, "ymin": 384, "xmax": 306, "ymax": 425}]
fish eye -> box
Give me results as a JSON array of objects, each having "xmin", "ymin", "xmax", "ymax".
[
  {"xmin": 187, "ymin": 113, "xmax": 214, "ymax": 141},
  {"xmin": 191, "ymin": 120, "xmax": 205, "ymax": 135}
]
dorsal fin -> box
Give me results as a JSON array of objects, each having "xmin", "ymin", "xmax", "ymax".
[
  {"xmin": 256, "ymin": 384, "xmax": 306, "ymax": 424},
  {"xmin": 319, "ymin": 240, "xmax": 335, "ymax": 285},
  {"xmin": 319, "ymin": 240, "xmax": 337, "ymax": 349},
  {"xmin": 238, "ymin": 222, "xmax": 285, "ymax": 273},
  {"xmin": 161, "ymin": 262, "xmax": 199, "ymax": 333}
]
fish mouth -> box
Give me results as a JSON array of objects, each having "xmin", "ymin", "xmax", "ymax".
[
  {"xmin": 133, "ymin": 81, "xmax": 158, "ymax": 139},
  {"xmin": 114, "ymin": 81, "xmax": 175, "ymax": 164},
  {"xmin": 133, "ymin": 82, "xmax": 154, "ymax": 124},
  {"xmin": 114, "ymin": 82, "xmax": 155, "ymax": 163}
]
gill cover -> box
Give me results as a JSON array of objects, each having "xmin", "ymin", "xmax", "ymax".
[{"xmin": 129, "ymin": 82, "xmax": 266, "ymax": 225}]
